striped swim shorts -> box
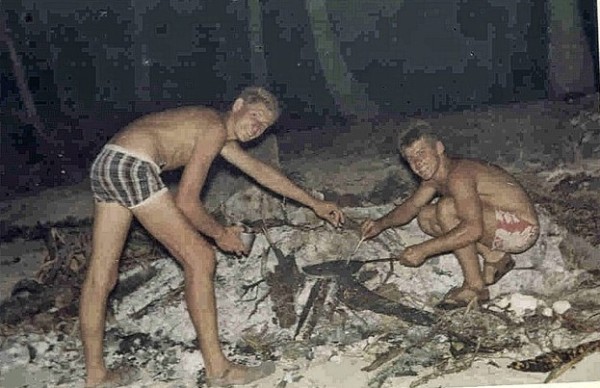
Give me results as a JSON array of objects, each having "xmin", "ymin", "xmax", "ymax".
[{"xmin": 90, "ymin": 144, "xmax": 168, "ymax": 208}]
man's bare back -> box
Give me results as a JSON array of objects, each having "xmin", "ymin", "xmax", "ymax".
[
  {"xmin": 433, "ymin": 158, "xmax": 538, "ymax": 226},
  {"xmin": 110, "ymin": 107, "xmax": 227, "ymax": 171}
]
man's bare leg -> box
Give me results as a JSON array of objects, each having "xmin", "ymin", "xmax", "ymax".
[
  {"xmin": 417, "ymin": 204, "xmax": 443, "ymax": 237},
  {"xmin": 80, "ymin": 202, "xmax": 133, "ymax": 387},
  {"xmin": 417, "ymin": 202, "xmax": 488, "ymax": 307},
  {"xmin": 475, "ymin": 207, "xmax": 523, "ymax": 285},
  {"xmin": 476, "ymin": 243, "xmax": 507, "ymax": 262},
  {"xmin": 435, "ymin": 198, "xmax": 486, "ymax": 293},
  {"xmin": 477, "ymin": 243, "xmax": 514, "ymax": 285},
  {"xmin": 132, "ymin": 192, "xmax": 274, "ymax": 384},
  {"xmin": 448, "ymin": 244, "xmax": 485, "ymax": 290}
]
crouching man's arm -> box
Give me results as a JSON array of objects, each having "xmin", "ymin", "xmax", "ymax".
[
  {"xmin": 361, "ymin": 183, "xmax": 437, "ymax": 239},
  {"xmin": 220, "ymin": 141, "xmax": 344, "ymax": 227}
]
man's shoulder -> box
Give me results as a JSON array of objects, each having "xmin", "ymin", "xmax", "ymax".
[
  {"xmin": 444, "ymin": 159, "xmax": 481, "ymax": 191},
  {"xmin": 451, "ymin": 158, "xmax": 497, "ymax": 173},
  {"xmin": 175, "ymin": 106, "xmax": 226, "ymax": 135},
  {"xmin": 158, "ymin": 105, "xmax": 220, "ymax": 120},
  {"xmin": 448, "ymin": 158, "xmax": 478, "ymax": 175},
  {"xmin": 183, "ymin": 105, "xmax": 222, "ymax": 121},
  {"xmin": 449, "ymin": 158, "xmax": 516, "ymax": 187}
]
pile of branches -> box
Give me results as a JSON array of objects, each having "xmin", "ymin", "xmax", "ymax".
[
  {"xmin": 363, "ymin": 306, "xmax": 600, "ymax": 388},
  {"xmin": 516, "ymin": 170, "xmax": 600, "ymax": 246},
  {"xmin": 0, "ymin": 223, "xmax": 164, "ymax": 333}
]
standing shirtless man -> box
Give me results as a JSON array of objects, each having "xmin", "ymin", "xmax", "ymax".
[
  {"xmin": 361, "ymin": 120, "xmax": 539, "ymax": 309},
  {"xmin": 80, "ymin": 87, "xmax": 344, "ymax": 387}
]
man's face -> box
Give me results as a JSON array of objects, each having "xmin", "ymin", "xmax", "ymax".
[
  {"xmin": 234, "ymin": 101, "xmax": 276, "ymax": 142},
  {"xmin": 403, "ymin": 138, "xmax": 442, "ymax": 180}
]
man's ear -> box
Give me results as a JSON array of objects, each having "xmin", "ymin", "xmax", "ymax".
[
  {"xmin": 435, "ymin": 140, "xmax": 445, "ymax": 155},
  {"xmin": 232, "ymin": 98, "xmax": 245, "ymax": 113}
]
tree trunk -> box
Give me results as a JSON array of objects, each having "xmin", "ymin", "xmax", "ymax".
[
  {"xmin": 248, "ymin": 0, "xmax": 267, "ymax": 86},
  {"xmin": 131, "ymin": 0, "xmax": 152, "ymax": 103},
  {"xmin": 0, "ymin": 17, "xmax": 48, "ymax": 138},
  {"xmin": 305, "ymin": 0, "xmax": 376, "ymax": 117},
  {"xmin": 547, "ymin": 0, "xmax": 596, "ymax": 99}
]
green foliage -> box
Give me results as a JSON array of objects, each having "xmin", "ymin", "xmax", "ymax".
[{"xmin": 548, "ymin": 0, "xmax": 579, "ymax": 29}]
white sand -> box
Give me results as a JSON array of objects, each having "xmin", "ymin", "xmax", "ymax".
[{"xmin": 1, "ymin": 179, "xmax": 599, "ymax": 388}]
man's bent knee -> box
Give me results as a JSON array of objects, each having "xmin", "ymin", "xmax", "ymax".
[
  {"xmin": 436, "ymin": 198, "xmax": 460, "ymax": 232},
  {"xmin": 436, "ymin": 197, "xmax": 456, "ymax": 216},
  {"xmin": 84, "ymin": 266, "xmax": 119, "ymax": 295},
  {"xmin": 417, "ymin": 207, "xmax": 441, "ymax": 236},
  {"xmin": 178, "ymin": 244, "xmax": 217, "ymax": 277}
]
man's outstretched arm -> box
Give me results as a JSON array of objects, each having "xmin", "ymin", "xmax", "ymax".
[
  {"xmin": 361, "ymin": 183, "xmax": 437, "ymax": 239},
  {"xmin": 220, "ymin": 141, "xmax": 344, "ymax": 226},
  {"xmin": 381, "ymin": 183, "xmax": 437, "ymax": 229},
  {"xmin": 174, "ymin": 120, "xmax": 229, "ymax": 239}
]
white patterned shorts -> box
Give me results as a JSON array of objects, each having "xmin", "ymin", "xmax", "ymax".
[{"xmin": 492, "ymin": 209, "xmax": 539, "ymax": 253}]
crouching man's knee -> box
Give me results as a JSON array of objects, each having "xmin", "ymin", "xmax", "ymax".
[
  {"xmin": 418, "ymin": 205, "xmax": 442, "ymax": 236},
  {"xmin": 436, "ymin": 197, "xmax": 459, "ymax": 232}
]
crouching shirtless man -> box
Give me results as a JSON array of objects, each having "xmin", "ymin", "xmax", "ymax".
[
  {"xmin": 361, "ymin": 120, "xmax": 539, "ymax": 309},
  {"xmin": 80, "ymin": 87, "xmax": 344, "ymax": 387}
]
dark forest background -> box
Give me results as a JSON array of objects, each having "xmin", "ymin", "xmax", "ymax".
[{"xmin": 1, "ymin": 0, "xmax": 598, "ymax": 197}]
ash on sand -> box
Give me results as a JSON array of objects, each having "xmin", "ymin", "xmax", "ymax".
[{"xmin": 1, "ymin": 183, "xmax": 600, "ymax": 388}]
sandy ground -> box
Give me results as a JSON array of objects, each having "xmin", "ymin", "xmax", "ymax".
[
  {"xmin": 1, "ymin": 99, "xmax": 599, "ymax": 387},
  {"xmin": 247, "ymin": 353, "xmax": 600, "ymax": 387},
  {"xmin": 1, "ymin": 168, "xmax": 599, "ymax": 388}
]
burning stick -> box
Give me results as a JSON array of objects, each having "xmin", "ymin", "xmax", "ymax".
[
  {"xmin": 346, "ymin": 235, "xmax": 366, "ymax": 264},
  {"xmin": 293, "ymin": 279, "xmax": 326, "ymax": 340}
]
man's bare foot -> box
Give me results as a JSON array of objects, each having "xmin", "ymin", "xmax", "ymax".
[
  {"xmin": 436, "ymin": 285, "xmax": 490, "ymax": 310},
  {"xmin": 483, "ymin": 253, "xmax": 515, "ymax": 285},
  {"xmin": 207, "ymin": 361, "xmax": 276, "ymax": 387},
  {"xmin": 85, "ymin": 366, "xmax": 139, "ymax": 388}
]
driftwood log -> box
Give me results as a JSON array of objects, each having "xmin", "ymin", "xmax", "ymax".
[
  {"xmin": 336, "ymin": 275, "xmax": 437, "ymax": 326},
  {"xmin": 509, "ymin": 339, "xmax": 600, "ymax": 374},
  {"xmin": 261, "ymin": 227, "xmax": 305, "ymax": 329}
]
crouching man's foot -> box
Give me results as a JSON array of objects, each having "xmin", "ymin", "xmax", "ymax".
[
  {"xmin": 436, "ymin": 285, "xmax": 490, "ymax": 310},
  {"xmin": 483, "ymin": 253, "xmax": 515, "ymax": 286},
  {"xmin": 207, "ymin": 361, "xmax": 276, "ymax": 387},
  {"xmin": 85, "ymin": 366, "xmax": 140, "ymax": 388}
]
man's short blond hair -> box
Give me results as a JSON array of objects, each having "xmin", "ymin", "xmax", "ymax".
[
  {"xmin": 398, "ymin": 119, "xmax": 438, "ymax": 156},
  {"xmin": 239, "ymin": 86, "xmax": 280, "ymax": 119}
]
